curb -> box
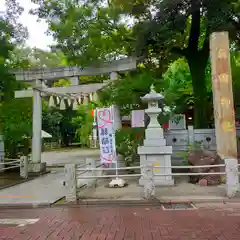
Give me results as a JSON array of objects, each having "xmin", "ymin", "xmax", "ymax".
[
  {"xmin": 76, "ymin": 198, "xmax": 239, "ymax": 206},
  {"xmin": 1, "ymin": 197, "xmax": 240, "ymax": 209},
  {"xmin": 0, "ymin": 203, "xmax": 51, "ymax": 209}
]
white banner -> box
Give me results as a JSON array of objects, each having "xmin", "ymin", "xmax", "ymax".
[{"xmin": 96, "ymin": 106, "xmax": 117, "ymax": 164}]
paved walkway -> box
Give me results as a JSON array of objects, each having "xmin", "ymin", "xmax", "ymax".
[
  {"xmin": 0, "ymin": 171, "xmax": 65, "ymax": 205},
  {"xmin": 0, "ymin": 203, "xmax": 240, "ymax": 239},
  {"xmin": 0, "ymin": 149, "xmax": 96, "ymax": 206},
  {"xmin": 42, "ymin": 149, "xmax": 100, "ymax": 166}
]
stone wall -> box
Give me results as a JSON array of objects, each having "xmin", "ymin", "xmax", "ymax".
[{"xmin": 165, "ymin": 127, "xmax": 240, "ymax": 165}]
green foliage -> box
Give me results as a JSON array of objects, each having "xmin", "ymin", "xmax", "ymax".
[
  {"xmin": 31, "ymin": 0, "xmax": 134, "ymax": 65},
  {"xmin": 99, "ymin": 71, "xmax": 161, "ymax": 115},
  {"xmin": 112, "ymin": 0, "xmax": 239, "ymax": 128},
  {"xmin": 42, "ymin": 101, "xmax": 78, "ymax": 147},
  {"xmin": 0, "ymin": 98, "xmax": 32, "ymax": 157},
  {"xmin": 177, "ymin": 141, "xmax": 203, "ymax": 165},
  {"xmin": 162, "ymin": 58, "xmax": 213, "ymax": 113},
  {"xmin": 30, "ymin": 0, "xmax": 240, "ymax": 128},
  {"xmin": 231, "ymin": 50, "xmax": 240, "ymax": 106},
  {"xmin": 53, "ymin": 79, "xmax": 70, "ymax": 87},
  {"xmin": 42, "ymin": 102, "xmax": 63, "ymax": 141},
  {"xmin": 10, "ymin": 47, "xmax": 67, "ymax": 69},
  {"xmin": 163, "ymin": 58, "xmax": 193, "ymax": 108},
  {"xmin": 0, "ymin": 3, "xmax": 32, "ymax": 157},
  {"xmin": 3, "ymin": 0, "xmax": 28, "ymax": 44},
  {"xmin": 72, "ymin": 104, "xmax": 94, "ymax": 147},
  {"xmin": 115, "ymin": 127, "xmax": 144, "ymax": 166}
]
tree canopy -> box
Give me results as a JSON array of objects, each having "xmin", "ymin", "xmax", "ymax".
[
  {"xmin": 31, "ymin": 0, "xmax": 134, "ymax": 65},
  {"xmin": 30, "ymin": 0, "xmax": 240, "ymax": 128},
  {"xmin": 125, "ymin": 0, "xmax": 240, "ymax": 127},
  {"xmin": 1, "ymin": 0, "xmax": 240, "ymax": 158},
  {"xmin": 0, "ymin": 0, "xmax": 31, "ymax": 157}
]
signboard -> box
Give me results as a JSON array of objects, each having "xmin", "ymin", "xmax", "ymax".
[
  {"xmin": 96, "ymin": 106, "xmax": 117, "ymax": 164},
  {"xmin": 169, "ymin": 114, "xmax": 186, "ymax": 130},
  {"xmin": 131, "ymin": 110, "xmax": 145, "ymax": 128}
]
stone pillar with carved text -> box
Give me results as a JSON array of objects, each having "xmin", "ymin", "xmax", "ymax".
[{"xmin": 210, "ymin": 31, "xmax": 239, "ymax": 197}]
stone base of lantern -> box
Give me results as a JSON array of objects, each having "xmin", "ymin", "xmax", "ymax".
[{"xmin": 138, "ymin": 146, "xmax": 174, "ymax": 186}]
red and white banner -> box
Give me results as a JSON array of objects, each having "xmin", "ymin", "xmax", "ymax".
[{"xmin": 96, "ymin": 106, "xmax": 117, "ymax": 164}]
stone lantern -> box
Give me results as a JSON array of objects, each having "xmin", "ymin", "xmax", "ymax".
[{"xmin": 138, "ymin": 85, "xmax": 174, "ymax": 186}]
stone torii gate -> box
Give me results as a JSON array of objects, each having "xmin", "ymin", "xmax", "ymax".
[{"xmin": 12, "ymin": 57, "xmax": 137, "ymax": 173}]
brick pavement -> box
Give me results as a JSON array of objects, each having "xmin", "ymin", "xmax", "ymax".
[{"xmin": 0, "ymin": 203, "xmax": 240, "ymax": 239}]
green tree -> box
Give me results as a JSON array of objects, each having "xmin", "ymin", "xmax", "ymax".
[
  {"xmin": 9, "ymin": 47, "xmax": 67, "ymax": 69},
  {"xmin": 112, "ymin": 0, "xmax": 240, "ymax": 128},
  {"xmin": 0, "ymin": 99, "xmax": 32, "ymax": 157},
  {"xmin": 30, "ymin": 0, "xmax": 134, "ymax": 65},
  {"xmin": 31, "ymin": 0, "xmax": 240, "ymax": 128},
  {"xmin": 0, "ymin": 0, "xmax": 32, "ymax": 157},
  {"xmin": 72, "ymin": 104, "xmax": 93, "ymax": 147},
  {"xmin": 99, "ymin": 71, "xmax": 157, "ymax": 116}
]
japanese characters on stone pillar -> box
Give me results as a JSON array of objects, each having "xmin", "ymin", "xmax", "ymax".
[
  {"xmin": 210, "ymin": 32, "xmax": 237, "ymax": 158},
  {"xmin": 210, "ymin": 31, "xmax": 239, "ymax": 197}
]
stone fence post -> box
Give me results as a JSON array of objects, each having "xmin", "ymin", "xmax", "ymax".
[
  {"xmin": 86, "ymin": 158, "xmax": 97, "ymax": 187},
  {"xmin": 65, "ymin": 164, "xmax": 77, "ymax": 202},
  {"xmin": 187, "ymin": 125, "xmax": 194, "ymax": 146},
  {"xmin": 20, "ymin": 156, "xmax": 28, "ymax": 179},
  {"xmin": 224, "ymin": 158, "xmax": 239, "ymax": 198},
  {"xmin": 142, "ymin": 165, "xmax": 155, "ymax": 200}
]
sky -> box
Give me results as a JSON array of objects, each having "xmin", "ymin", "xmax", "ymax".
[{"xmin": 0, "ymin": 0, "xmax": 54, "ymax": 50}]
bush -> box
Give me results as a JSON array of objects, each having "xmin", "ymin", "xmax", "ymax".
[{"xmin": 115, "ymin": 127, "xmax": 145, "ymax": 167}]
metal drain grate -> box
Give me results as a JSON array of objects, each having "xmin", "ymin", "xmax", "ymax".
[{"xmin": 162, "ymin": 203, "xmax": 196, "ymax": 210}]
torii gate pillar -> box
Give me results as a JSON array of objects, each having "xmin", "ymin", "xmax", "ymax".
[
  {"xmin": 31, "ymin": 80, "xmax": 46, "ymax": 173},
  {"xmin": 210, "ymin": 32, "xmax": 239, "ymax": 197}
]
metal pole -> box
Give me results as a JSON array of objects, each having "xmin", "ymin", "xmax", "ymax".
[
  {"xmin": 111, "ymin": 105, "xmax": 119, "ymax": 179},
  {"xmin": 92, "ymin": 109, "xmax": 97, "ymax": 148}
]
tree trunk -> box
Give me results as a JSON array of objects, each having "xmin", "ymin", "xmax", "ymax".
[{"xmin": 188, "ymin": 58, "xmax": 209, "ymax": 129}]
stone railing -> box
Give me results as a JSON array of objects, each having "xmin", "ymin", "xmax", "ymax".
[
  {"xmin": 165, "ymin": 126, "xmax": 216, "ymax": 153},
  {"xmin": 64, "ymin": 158, "xmax": 103, "ymax": 202},
  {"xmin": 63, "ymin": 163, "xmax": 238, "ymax": 202},
  {"xmin": 43, "ymin": 141, "xmax": 61, "ymax": 150},
  {"xmin": 165, "ymin": 126, "xmax": 240, "ymax": 154},
  {"xmin": 0, "ymin": 156, "xmax": 28, "ymax": 179}
]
